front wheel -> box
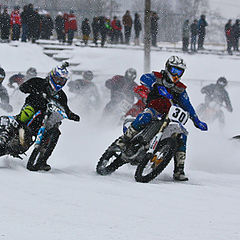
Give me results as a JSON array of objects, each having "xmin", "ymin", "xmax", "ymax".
[
  {"xmin": 96, "ymin": 141, "xmax": 126, "ymax": 175},
  {"xmin": 26, "ymin": 128, "xmax": 60, "ymax": 171},
  {"xmin": 135, "ymin": 138, "xmax": 176, "ymax": 183}
]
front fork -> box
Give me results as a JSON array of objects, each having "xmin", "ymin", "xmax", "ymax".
[{"xmin": 147, "ymin": 116, "xmax": 169, "ymax": 154}]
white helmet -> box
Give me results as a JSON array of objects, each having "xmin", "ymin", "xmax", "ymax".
[{"xmin": 164, "ymin": 56, "xmax": 186, "ymax": 87}]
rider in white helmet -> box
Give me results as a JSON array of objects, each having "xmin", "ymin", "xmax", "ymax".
[{"xmin": 116, "ymin": 56, "xmax": 208, "ymax": 181}]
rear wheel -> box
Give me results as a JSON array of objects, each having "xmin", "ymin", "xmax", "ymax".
[
  {"xmin": 96, "ymin": 141, "xmax": 126, "ymax": 175},
  {"xmin": 135, "ymin": 138, "xmax": 176, "ymax": 183}
]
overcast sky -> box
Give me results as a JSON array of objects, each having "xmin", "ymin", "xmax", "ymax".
[
  {"xmin": 118, "ymin": 0, "xmax": 240, "ymax": 19},
  {"xmin": 209, "ymin": 0, "xmax": 240, "ymax": 18}
]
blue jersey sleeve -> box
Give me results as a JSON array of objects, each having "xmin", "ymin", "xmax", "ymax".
[
  {"xmin": 140, "ymin": 73, "xmax": 156, "ymax": 90},
  {"xmin": 178, "ymin": 90, "xmax": 197, "ymax": 119}
]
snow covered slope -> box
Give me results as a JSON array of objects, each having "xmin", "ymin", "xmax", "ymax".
[{"xmin": 0, "ymin": 42, "xmax": 239, "ymax": 240}]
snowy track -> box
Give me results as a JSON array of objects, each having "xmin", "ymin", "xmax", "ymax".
[{"xmin": 0, "ymin": 42, "xmax": 239, "ymax": 240}]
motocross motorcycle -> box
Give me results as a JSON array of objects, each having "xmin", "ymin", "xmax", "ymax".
[
  {"xmin": 96, "ymin": 86, "xmax": 189, "ymax": 182},
  {"xmin": 0, "ymin": 98, "xmax": 68, "ymax": 171},
  {"xmin": 196, "ymin": 100, "xmax": 225, "ymax": 126}
]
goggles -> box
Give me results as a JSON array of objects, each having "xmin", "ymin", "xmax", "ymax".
[
  {"xmin": 52, "ymin": 75, "xmax": 67, "ymax": 86},
  {"xmin": 169, "ymin": 66, "xmax": 184, "ymax": 77}
]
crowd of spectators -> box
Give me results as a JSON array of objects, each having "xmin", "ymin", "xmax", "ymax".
[
  {"xmin": 0, "ymin": 5, "xmax": 160, "ymax": 47},
  {"xmin": 1, "ymin": 4, "xmax": 239, "ymax": 54}
]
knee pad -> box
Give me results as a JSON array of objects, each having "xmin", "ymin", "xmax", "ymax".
[
  {"xmin": 132, "ymin": 108, "xmax": 156, "ymax": 131},
  {"xmin": 18, "ymin": 105, "xmax": 35, "ymax": 123}
]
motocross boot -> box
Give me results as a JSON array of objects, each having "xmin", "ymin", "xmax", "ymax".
[
  {"xmin": 115, "ymin": 125, "xmax": 139, "ymax": 152},
  {"xmin": 173, "ymin": 151, "xmax": 189, "ymax": 181},
  {"xmin": 34, "ymin": 159, "xmax": 51, "ymax": 171}
]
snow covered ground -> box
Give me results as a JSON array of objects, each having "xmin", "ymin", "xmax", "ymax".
[{"xmin": 0, "ymin": 42, "xmax": 240, "ymax": 240}]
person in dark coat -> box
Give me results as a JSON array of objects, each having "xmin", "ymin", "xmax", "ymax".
[
  {"xmin": 232, "ymin": 19, "xmax": 240, "ymax": 51},
  {"xmin": 151, "ymin": 11, "xmax": 159, "ymax": 47},
  {"xmin": 122, "ymin": 10, "xmax": 132, "ymax": 44},
  {"xmin": 21, "ymin": 5, "xmax": 29, "ymax": 42},
  {"xmin": 27, "ymin": 4, "xmax": 41, "ymax": 43},
  {"xmin": 81, "ymin": 18, "xmax": 91, "ymax": 45},
  {"xmin": 197, "ymin": 14, "xmax": 208, "ymax": 50},
  {"xmin": 98, "ymin": 16, "xmax": 108, "ymax": 47},
  {"xmin": 134, "ymin": 13, "xmax": 142, "ymax": 45},
  {"xmin": 190, "ymin": 19, "xmax": 198, "ymax": 52},
  {"xmin": 0, "ymin": 7, "xmax": 11, "ymax": 41},
  {"xmin": 40, "ymin": 12, "xmax": 54, "ymax": 40},
  {"xmin": 225, "ymin": 19, "xmax": 233, "ymax": 54},
  {"xmin": 91, "ymin": 17, "xmax": 99, "ymax": 46},
  {"xmin": 55, "ymin": 12, "xmax": 65, "ymax": 42},
  {"xmin": 182, "ymin": 19, "xmax": 190, "ymax": 52}
]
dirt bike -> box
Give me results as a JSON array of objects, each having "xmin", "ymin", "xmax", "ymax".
[
  {"xmin": 26, "ymin": 98, "xmax": 68, "ymax": 171},
  {"xmin": 196, "ymin": 101, "xmax": 225, "ymax": 125},
  {"xmin": 96, "ymin": 86, "xmax": 189, "ymax": 181}
]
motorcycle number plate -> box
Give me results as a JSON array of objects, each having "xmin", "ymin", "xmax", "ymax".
[{"xmin": 168, "ymin": 106, "xmax": 189, "ymax": 125}]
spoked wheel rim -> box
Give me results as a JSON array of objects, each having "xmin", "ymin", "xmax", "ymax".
[
  {"xmin": 141, "ymin": 145, "xmax": 172, "ymax": 177},
  {"xmin": 98, "ymin": 150, "xmax": 122, "ymax": 170}
]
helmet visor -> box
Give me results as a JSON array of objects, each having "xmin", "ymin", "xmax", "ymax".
[
  {"xmin": 169, "ymin": 66, "xmax": 184, "ymax": 77},
  {"xmin": 52, "ymin": 75, "xmax": 67, "ymax": 86}
]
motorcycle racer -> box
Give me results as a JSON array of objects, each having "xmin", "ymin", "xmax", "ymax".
[{"xmin": 115, "ymin": 56, "xmax": 208, "ymax": 181}]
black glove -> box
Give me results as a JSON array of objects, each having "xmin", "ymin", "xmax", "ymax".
[{"xmin": 68, "ymin": 112, "xmax": 80, "ymax": 122}]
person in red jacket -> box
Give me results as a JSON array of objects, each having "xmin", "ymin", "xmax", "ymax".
[
  {"xmin": 10, "ymin": 6, "xmax": 21, "ymax": 40},
  {"xmin": 111, "ymin": 16, "xmax": 122, "ymax": 44},
  {"xmin": 67, "ymin": 10, "xmax": 77, "ymax": 45},
  {"xmin": 63, "ymin": 13, "xmax": 69, "ymax": 43}
]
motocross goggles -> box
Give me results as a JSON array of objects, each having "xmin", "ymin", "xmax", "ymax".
[
  {"xmin": 169, "ymin": 66, "xmax": 184, "ymax": 77},
  {"xmin": 51, "ymin": 75, "xmax": 67, "ymax": 86}
]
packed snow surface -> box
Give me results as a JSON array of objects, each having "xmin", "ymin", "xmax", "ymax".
[{"xmin": 0, "ymin": 42, "xmax": 239, "ymax": 240}]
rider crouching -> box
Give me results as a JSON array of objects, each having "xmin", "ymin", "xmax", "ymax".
[
  {"xmin": 116, "ymin": 56, "xmax": 208, "ymax": 181},
  {"xmin": 0, "ymin": 62, "xmax": 80, "ymax": 171}
]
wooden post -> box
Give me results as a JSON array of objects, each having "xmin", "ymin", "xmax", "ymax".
[{"xmin": 144, "ymin": 0, "xmax": 151, "ymax": 73}]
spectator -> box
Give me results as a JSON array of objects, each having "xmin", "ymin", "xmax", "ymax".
[
  {"xmin": 182, "ymin": 19, "xmax": 190, "ymax": 52},
  {"xmin": 111, "ymin": 16, "xmax": 121, "ymax": 44},
  {"xmin": 197, "ymin": 14, "xmax": 208, "ymax": 50},
  {"xmin": 225, "ymin": 19, "xmax": 233, "ymax": 55},
  {"xmin": 98, "ymin": 16, "xmax": 108, "ymax": 47},
  {"xmin": 81, "ymin": 18, "xmax": 91, "ymax": 45},
  {"xmin": 151, "ymin": 11, "xmax": 159, "ymax": 47},
  {"xmin": 232, "ymin": 19, "xmax": 240, "ymax": 51},
  {"xmin": 92, "ymin": 17, "xmax": 99, "ymax": 46},
  {"xmin": 134, "ymin": 13, "xmax": 142, "ymax": 45},
  {"xmin": 10, "ymin": 6, "xmax": 21, "ymax": 41},
  {"xmin": 0, "ymin": 7, "xmax": 11, "ymax": 42},
  {"xmin": 27, "ymin": 4, "xmax": 41, "ymax": 43},
  {"xmin": 105, "ymin": 17, "xmax": 112, "ymax": 43},
  {"xmin": 21, "ymin": 5, "xmax": 29, "ymax": 42},
  {"xmin": 190, "ymin": 19, "xmax": 198, "ymax": 52},
  {"xmin": 67, "ymin": 10, "xmax": 77, "ymax": 45},
  {"xmin": 55, "ymin": 12, "xmax": 65, "ymax": 42},
  {"xmin": 122, "ymin": 10, "xmax": 132, "ymax": 44},
  {"xmin": 63, "ymin": 12, "xmax": 69, "ymax": 43},
  {"xmin": 40, "ymin": 11, "xmax": 53, "ymax": 40}
]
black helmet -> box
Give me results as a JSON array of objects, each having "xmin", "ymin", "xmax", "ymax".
[
  {"xmin": 125, "ymin": 68, "xmax": 137, "ymax": 81},
  {"xmin": 217, "ymin": 77, "xmax": 227, "ymax": 87},
  {"xmin": 0, "ymin": 67, "xmax": 6, "ymax": 83},
  {"xmin": 83, "ymin": 70, "xmax": 93, "ymax": 81},
  {"xmin": 26, "ymin": 67, "xmax": 37, "ymax": 77}
]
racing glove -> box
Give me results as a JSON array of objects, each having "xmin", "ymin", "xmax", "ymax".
[
  {"xmin": 68, "ymin": 112, "xmax": 80, "ymax": 122},
  {"xmin": 192, "ymin": 116, "xmax": 208, "ymax": 131}
]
